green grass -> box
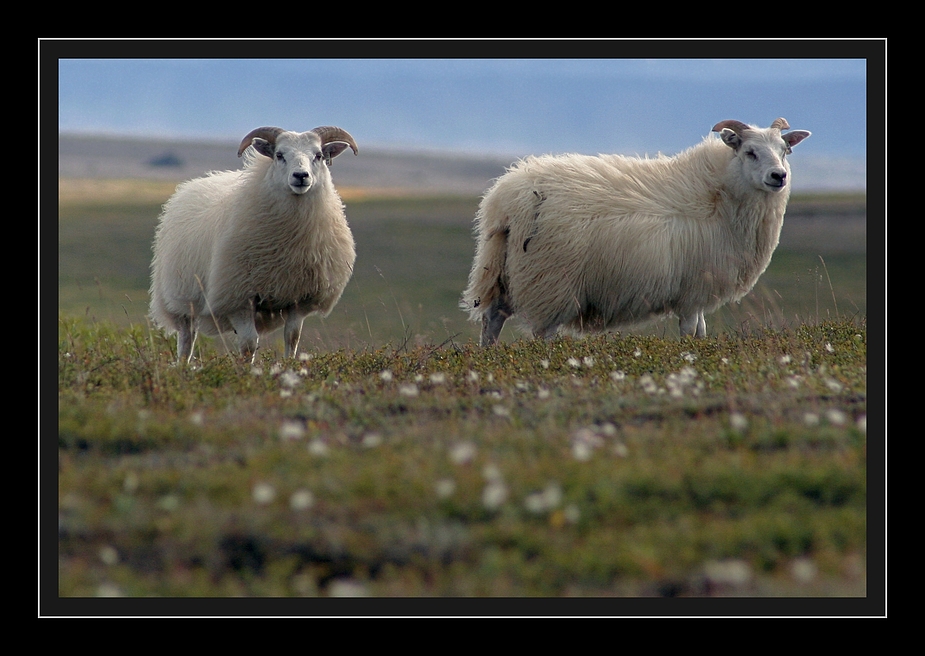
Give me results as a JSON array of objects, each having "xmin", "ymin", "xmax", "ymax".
[
  {"xmin": 52, "ymin": 182, "xmax": 874, "ymax": 605},
  {"xmin": 55, "ymin": 315, "xmax": 870, "ymax": 600}
]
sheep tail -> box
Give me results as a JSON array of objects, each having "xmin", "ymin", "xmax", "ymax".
[{"xmin": 461, "ymin": 210, "xmax": 510, "ymax": 323}]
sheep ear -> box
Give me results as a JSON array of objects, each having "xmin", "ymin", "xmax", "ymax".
[
  {"xmin": 783, "ymin": 130, "xmax": 811, "ymax": 149},
  {"xmin": 250, "ymin": 138, "xmax": 275, "ymax": 159},
  {"xmin": 718, "ymin": 128, "xmax": 742, "ymax": 150},
  {"xmin": 322, "ymin": 141, "xmax": 353, "ymax": 165}
]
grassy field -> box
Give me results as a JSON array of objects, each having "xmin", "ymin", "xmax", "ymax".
[{"xmin": 51, "ymin": 179, "xmax": 876, "ymax": 611}]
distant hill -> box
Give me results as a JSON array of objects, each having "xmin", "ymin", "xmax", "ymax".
[{"xmin": 58, "ymin": 132, "xmax": 866, "ymax": 194}]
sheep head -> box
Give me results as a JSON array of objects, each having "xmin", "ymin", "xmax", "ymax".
[
  {"xmin": 237, "ymin": 126, "xmax": 359, "ymax": 195},
  {"xmin": 712, "ymin": 118, "xmax": 811, "ymax": 193}
]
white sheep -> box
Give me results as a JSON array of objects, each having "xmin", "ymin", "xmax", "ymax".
[
  {"xmin": 461, "ymin": 118, "xmax": 811, "ymax": 345},
  {"xmin": 149, "ymin": 125, "xmax": 358, "ymax": 363}
]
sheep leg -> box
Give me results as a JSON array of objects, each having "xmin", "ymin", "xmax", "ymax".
[
  {"xmin": 480, "ymin": 297, "xmax": 513, "ymax": 347},
  {"xmin": 283, "ymin": 309, "xmax": 305, "ymax": 359},
  {"xmin": 679, "ymin": 311, "xmax": 707, "ymax": 338},
  {"xmin": 229, "ymin": 310, "xmax": 260, "ymax": 363},
  {"xmin": 176, "ymin": 316, "xmax": 197, "ymax": 364}
]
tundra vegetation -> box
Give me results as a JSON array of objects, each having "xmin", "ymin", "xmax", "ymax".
[{"xmin": 54, "ymin": 179, "xmax": 872, "ymax": 604}]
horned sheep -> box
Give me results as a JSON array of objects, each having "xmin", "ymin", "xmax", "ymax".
[
  {"xmin": 149, "ymin": 125, "xmax": 359, "ymax": 363},
  {"xmin": 461, "ymin": 118, "xmax": 811, "ymax": 345}
]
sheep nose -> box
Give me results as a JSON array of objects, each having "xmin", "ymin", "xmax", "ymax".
[
  {"xmin": 769, "ymin": 171, "xmax": 787, "ymax": 186},
  {"xmin": 292, "ymin": 171, "xmax": 309, "ymax": 184}
]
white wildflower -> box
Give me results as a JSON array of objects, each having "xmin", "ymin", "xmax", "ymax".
[
  {"xmin": 524, "ymin": 483, "xmax": 563, "ymax": 514},
  {"xmin": 613, "ymin": 442, "xmax": 629, "ymax": 458},
  {"xmin": 279, "ymin": 419, "xmax": 305, "ymax": 441},
  {"xmin": 639, "ymin": 374, "xmax": 659, "ymax": 394},
  {"xmin": 567, "ymin": 357, "xmax": 581, "ymax": 368},
  {"xmin": 540, "ymin": 359, "xmax": 550, "ymax": 369},
  {"xmin": 429, "ymin": 372, "xmax": 447, "ymax": 385},
  {"xmin": 189, "ymin": 410, "xmax": 205, "ymax": 426},
  {"xmin": 825, "ymin": 409, "xmax": 847, "ymax": 426},
  {"xmin": 825, "ymin": 378, "xmax": 844, "ymax": 393},
  {"xmin": 729, "ymin": 413, "xmax": 748, "ymax": 433},
  {"xmin": 379, "ymin": 369, "xmax": 393, "ymax": 382},
  {"xmin": 398, "ymin": 384, "xmax": 419, "ymax": 397},
  {"xmin": 681, "ymin": 351, "xmax": 697, "ymax": 363},
  {"xmin": 298, "ymin": 352, "xmax": 313, "ymax": 362},
  {"xmin": 787, "ymin": 376, "xmax": 803, "ymax": 389},
  {"xmin": 779, "ymin": 354, "xmax": 792, "ymax": 365},
  {"xmin": 449, "ymin": 442, "xmax": 476, "ymax": 465},
  {"xmin": 308, "ymin": 439, "xmax": 329, "ymax": 456},
  {"xmin": 582, "ymin": 356, "xmax": 595, "ymax": 367},
  {"xmin": 435, "ymin": 478, "xmax": 456, "ymax": 499},
  {"xmin": 361, "ymin": 432, "xmax": 383, "ymax": 448},
  {"xmin": 289, "ymin": 489, "xmax": 315, "ymax": 511},
  {"xmin": 252, "ymin": 482, "xmax": 275, "ymax": 505},
  {"xmin": 537, "ymin": 388, "xmax": 551, "ymax": 399},
  {"xmin": 825, "ymin": 342, "xmax": 834, "ymax": 353},
  {"xmin": 98, "ymin": 545, "xmax": 119, "ymax": 566},
  {"xmin": 482, "ymin": 481, "xmax": 508, "ymax": 510},
  {"xmin": 610, "ymin": 370, "xmax": 626, "ymax": 382},
  {"xmin": 492, "ymin": 404, "xmax": 511, "ymax": 417},
  {"xmin": 467, "ymin": 370, "xmax": 480, "ymax": 382},
  {"xmin": 803, "ymin": 412, "xmax": 820, "ymax": 427},
  {"xmin": 634, "ymin": 348, "xmax": 642, "ymax": 358}
]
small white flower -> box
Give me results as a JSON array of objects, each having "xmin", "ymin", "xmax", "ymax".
[
  {"xmin": 429, "ymin": 372, "xmax": 447, "ymax": 385},
  {"xmin": 779, "ymin": 354, "xmax": 792, "ymax": 365},
  {"xmin": 467, "ymin": 370, "xmax": 480, "ymax": 382},
  {"xmin": 492, "ymin": 404, "xmax": 511, "ymax": 417},
  {"xmin": 290, "ymin": 489, "xmax": 315, "ymax": 511},
  {"xmin": 398, "ymin": 384, "xmax": 419, "ymax": 397},
  {"xmin": 825, "ymin": 409, "xmax": 847, "ymax": 426},
  {"xmin": 279, "ymin": 419, "xmax": 305, "ymax": 440},
  {"xmin": 298, "ymin": 352, "xmax": 312, "ymax": 362},
  {"xmin": 280, "ymin": 370, "xmax": 301, "ymax": 388},
  {"xmin": 825, "ymin": 342, "xmax": 834, "ymax": 353},
  {"xmin": 825, "ymin": 378, "xmax": 844, "ymax": 393},
  {"xmin": 435, "ymin": 478, "xmax": 456, "ymax": 498},
  {"xmin": 308, "ymin": 439, "xmax": 329, "ymax": 456},
  {"xmin": 787, "ymin": 376, "xmax": 803, "ymax": 389},
  {"xmin": 449, "ymin": 442, "xmax": 476, "ymax": 465},
  {"xmin": 537, "ymin": 388, "xmax": 551, "ymax": 399},
  {"xmin": 729, "ymin": 413, "xmax": 748, "ymax": 433},
  {"xmin": 379, "ymin": 370, "xmax": 393, "ymax": 382},
  {"xmin": 633, "ymin": 348, "xmax": 642, "ymax": 358},
  {"xmin": 361, "ymin": 432, "xmax": 383, "ymax": 448},
  {"xmin": 252, "ymin": 482, "xmax": 276, "ymax": 504},
  {"xmin": 681, "ymin": 351, "xmax": 697, "ymax": 363},
  {"xmin": 567, "ymin": 357, "xmax": 581, "ymax": 368},
  {"xmin": 613, "ymin": 442, "xmax": 629, "ymax": 458},
  {"xmin": 803, "ymin": 412, "xmax": 820, "ymax": 427},
  {"xmin": 610, "ymin": 370, "xmax": 626, "ymax": 381},
  {"xmin": 582, "ymin": 356, "xmax": 595, "ymax": 367},
  {"xmin": 539, "ymin": 359, "xmax": 550, "ymax": 369},
  {"xmin": 482, "ymin": 481, "xmax": 508, "ymax": 509}
]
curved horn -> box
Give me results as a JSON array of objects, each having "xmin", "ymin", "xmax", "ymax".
[
  {"xmin": 311, "ymin": 126, "xmax": 359, "ymax": 155},
  {"xmin": 712, "ymin": 119, "xmax": 751, "ymax": 136},
  {"xmin": 237, "ymin": 126, "xmax": 285, "ymax": 157},
  {"xmin": 770, "ymin": 117, "xmax": 790, "ymax": 131}
]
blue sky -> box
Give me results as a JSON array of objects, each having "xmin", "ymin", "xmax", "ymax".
[{"xmin": 56, "ymin": 56, "xmax": 867, "ymax": 153}]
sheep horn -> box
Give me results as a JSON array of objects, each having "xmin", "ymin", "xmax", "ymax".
[
  {"xmin": 770, "ymin": 117, "xmax": 790, "ymax": 131},
  {"xmin": 712, "ymin": 119, "xmax": 751, "ymax": 136},
  {"xmin": 237, "ymin": 126, "xmax": 285, "ymax": 157},
  {"xmin": 311, "ymin": 126, "xmax": 359, "ymax": 156}
]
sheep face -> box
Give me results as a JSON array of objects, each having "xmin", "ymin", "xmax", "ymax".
[
  {"xmin": 718, "ymin": 126, "xmax": 811, "ymax": 193},
  {"xmin": 250, "ymin": 131, "xmax": 348, "ymax": 195}
]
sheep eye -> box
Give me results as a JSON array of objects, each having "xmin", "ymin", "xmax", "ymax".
[
  {"xmin": 745, "ymin": 150, "xmax": 757, "ymax": 160},
  {"xmin": 276, "ymin": 152, "xmax": 285, "ymax": 161}
]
